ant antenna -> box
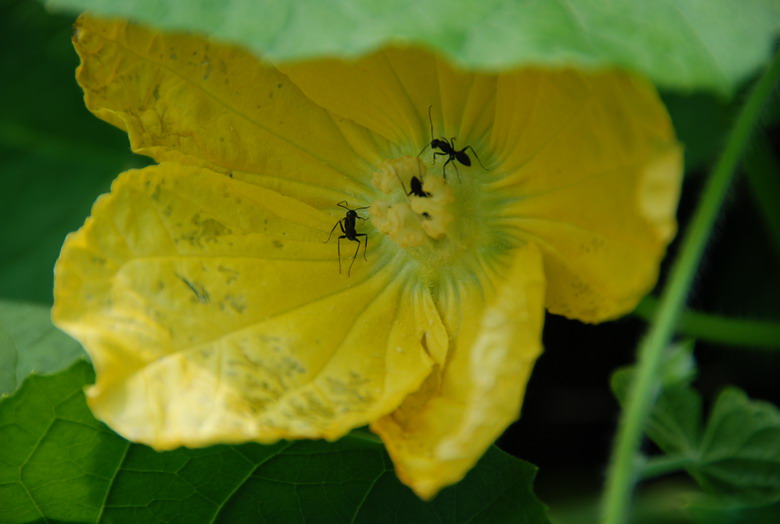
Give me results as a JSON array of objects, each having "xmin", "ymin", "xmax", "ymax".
[
  {"xmin": 417, "ymin": 105, "xmax": 435, "ymax": 158},
  {"xmin": 428, "ymin": 105, "xmax": 434, "ymax": 143}
]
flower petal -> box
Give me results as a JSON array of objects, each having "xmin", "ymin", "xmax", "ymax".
[
  {"xmin": 490, "ymin": 70, "xmax": 682, "ymax": 322},
  {"xmin": 53, "ymin": 163, "xmax": 446, "ymax": 449},
  {"xmin": 73, "ymin": 15, "xmax": 391, "ymax": 206},
  {"xmin": 371, "ymin": 242, "xmax": 545, "ymax": 499},
  {"xmin": 281, "ymin": 48, "xmax": 498, "ymax": 152}
]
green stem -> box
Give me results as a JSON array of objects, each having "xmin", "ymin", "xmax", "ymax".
[
  {"xmin": 634, "ymin": 296, "xmax": 780, "ymax": 349},
  {"xmin": 639, "ymin": 454, "xmax": 694, "ymax": 480},
  {"xmin": 601, "ymin": 49, "xmax": 780, "ymax": 524}
]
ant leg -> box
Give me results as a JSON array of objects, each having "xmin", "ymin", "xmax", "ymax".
[
  {"xmin": 450, "ymin": 137, "xmax": 464, "ymax": 180},
  {"xmin": 432, "ymin": 151, "xmax": 447, "ymax": 165},
  {"xmin": 336, "ymin": 223, "xmax": 348, "ymax": 275},
  {"xmin": 337, "ymin": 235, "xmax": 345, "ymax": 274},
  {"xmin": 442, "ymin": 157, "xmax": 460, "ymax": 181},
  {"xmin": 358, "ymin": 233, "xmax": 368, "ymax": 261},
  {"xmin": 348, "ymin": 238, "xmax": 361, "ymax": 277},
  {"xmin": 464, "ymin": 146, "xmax": 487, "ymax": 170},
  {"xmin": 324, "ymin": 219, "xmax": 342, "ymax": 243}
]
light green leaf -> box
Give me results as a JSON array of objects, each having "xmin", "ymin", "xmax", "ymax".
[
  {"xmin": 0, "ymin": 361, "xmax": 551, "ymax": 523},
  {"xmin": 46, "ymin": 0, "xmax": 780, "ymax": 94},
  {"xmin": 0, "ymin": 300, "xmax": 85, "ymax": 396},
  {"xmin": 696, "ymin": 388, "xmax": 780, "ymax": 504}
]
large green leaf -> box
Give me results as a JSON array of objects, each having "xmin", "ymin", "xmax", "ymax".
[
  {"xmin": 0, "ymin": 361, "xmax": 550, "ymax": 523},
  {"xmin": 45, "ymin": 0, "xmax": 780, "ymax": 95},
  {"xmin": 0, "ymin": 300, "xmax": 85, "ymax": 396},
  {"xmin": 0, "ymin": 0, "xmax": 144, "ymax": 304}
]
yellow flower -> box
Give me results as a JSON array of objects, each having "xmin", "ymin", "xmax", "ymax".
[{"xmin": 53, "ymin": 15, "xmax": 682, "ymax": 499}]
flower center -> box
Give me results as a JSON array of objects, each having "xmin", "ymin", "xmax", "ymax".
[
  {"xmin": 367, "ymin": 153, "xmax": 509, "ymax": 287},
  {"xmin": 371, "ymin": 156, "xmax": 455, "ymax": 248}
]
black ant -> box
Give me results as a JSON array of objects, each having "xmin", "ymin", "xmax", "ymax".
[
  {"xmin": 406, "ymin": 176, "xmax": 431, "ymax": 198},
  {"xmin": 391, "ymin": 157, "xmax": 430, "ymax": 198},
  {"xmin": 398, "ymin": 175, "xmax": 432, "ymax": 218},
  {"xmin": 397, "ymin": 174, "xmax": 431, "ymax": 198},
  {"xmin": 324, "ymin": 201, "xmax": 369, "ymax": 276},
  {"xmin": 393, "ymin": 172, "xmax": 432, "ymax": 218},
  {"xmin": 417, "ymin": 105, "xmax": 486, "ymax": 181}
]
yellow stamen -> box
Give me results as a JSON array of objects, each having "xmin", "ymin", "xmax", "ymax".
[{"xmin": 371, "ymin": 157, "xmax": 455, "ymax": 247}]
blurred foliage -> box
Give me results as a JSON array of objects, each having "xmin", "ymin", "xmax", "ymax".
[{"xmin": 0, "ymin": 0, "xmax": 145, "ymax": 304}]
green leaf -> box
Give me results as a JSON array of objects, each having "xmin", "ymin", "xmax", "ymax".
[
  {"xmin": 695, "ymin": 388, "xmax": 780, "ymax": 504},
  {"xmin": 658, "ymin": 340, "xmax": 698, "ymax": 388},
  {"xmin": 650, "ymin": 384, "xmax": 702, "ymax": 457},
  {"xmin": 611, "ymin": 342, "xmax": 701, "ymax": 457},
  {"xmin": 0, "ymin": 0, "xmax": 145, "ymax": 304},
  {"xmin": 612, "ymin": 368, "xmax": 701, "ymax": 459},
  {"xmin": 45, "ymin": 0, "xmax": 780, "ymax": 95},
  {"xmin": 0, "ymin": 361, "xmax": 550, "ymax": 523},
  {"xmin": 0, "ymin": 300, "xmax": 85, "ymax": 396},
  {"xmin": 613, "ymin": 356, "xmax": 780, "ymax": 506},
  {"xmin": 0, "ymin": 361, "xmax": 113, "ymax": 523}
]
